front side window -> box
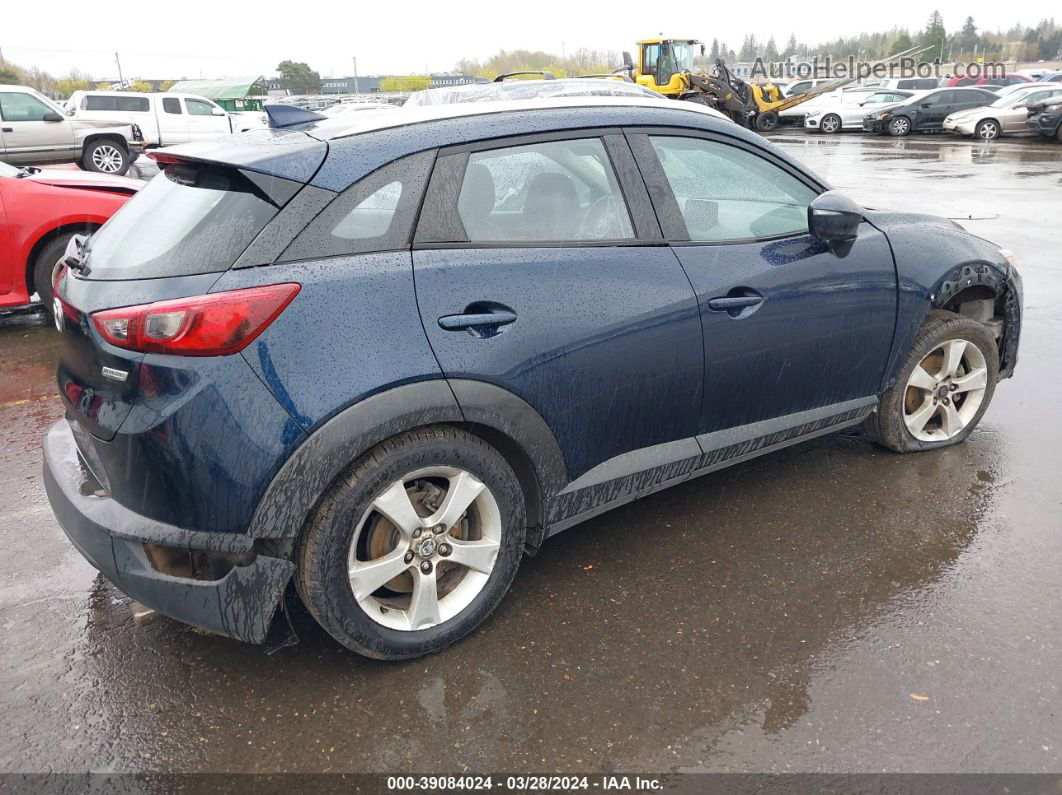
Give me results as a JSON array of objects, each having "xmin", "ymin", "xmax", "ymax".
[
  {"xmin": 186, "ymin": 99, "xmax": 216, "ymax": 116},
  {"xmin": 649, "ymin": 136, "xmax": 818, "ymax": 242},
  {"xmin": 457, "ymin": 138, "xmax": 634, "ymax": 243},
  {"xmin": 0, "ymin": 91, "xmax": 55, "ymax": 121}
]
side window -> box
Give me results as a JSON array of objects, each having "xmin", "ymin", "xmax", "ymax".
[
  {"xmin": 162, "ymin": 97, "xmax": 182, "ymax": 114},
  {"xmin": 280, "ymin": 149, "xmax": 434, "ymax": 261},
  {"xmin": 0, "ymin": 91, "xmax": 55, "ymax": 121},
  {"xmin": 456, "ymin": 138, "xmax": 634, "ymax": 243},
  {"xmin": 186, "ymin": 99, "xmax": 215, "ymax": 116},
  {"xmin": 117, "ymin": 96, "xmax": 149, "ymax": 112},
  {"xmin": 649, "ymin": 136, "xmax": 818, "ymax": 242},
  {"xmin": 789, "ymin": 81, "xmax": 811, "ymax": 96}
]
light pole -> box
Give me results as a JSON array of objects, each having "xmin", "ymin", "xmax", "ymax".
[{"xmin": 352, "ymin": 57, "xmax": 359, "ymax": 94}]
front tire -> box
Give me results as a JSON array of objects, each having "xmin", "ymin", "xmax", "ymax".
[
  {"xmin": 864, "ymin": 310, "xmax": 999, "ymax": 452},
  {"xmin": 296, "ymin": 427, "xmax": 526, "ymax": 659},
  {"xmin": 888, "ymin": 116, "xmax": 912, "ymax": 136},
  {"xmin": 81, "ymin": 140, "xmax": 130, "ymax": 175},
  {"xmin": 820, "ymin": 113, "xmax": 842, "ymax": 134},
  {"xmin": 755, "ymin": 111, "xmax": 780, "ymax": 131},
  {"xmin": 975, "ymin": 119, "xmax": 1001, "ymax": 140}
]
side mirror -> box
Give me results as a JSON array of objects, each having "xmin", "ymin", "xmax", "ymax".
[
  {"xmin": 622, "ymin": 51, "xmax": 634, "ymax": 70},
  {"xmin": 211, "ymin": 107, "xmax": 227, "ymax": 116},
  {"xmin": 42, "ymin": 111, "xmax": 63, "ymax": 122},
  {"xmin": 809, "ymin": 191, "xmax": 863, "ymax": 250}
]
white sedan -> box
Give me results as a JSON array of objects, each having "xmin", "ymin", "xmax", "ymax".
[
  {"xmin": 802, "ymin": 89, "xmax": 921, "ymax": 133},
  {"xmin": 943, "ymin": 84, "xmax": 1062, "ymax": 139}
]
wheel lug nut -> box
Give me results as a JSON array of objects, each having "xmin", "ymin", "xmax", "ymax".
[
  {"xmin": 412, "ymin": 528, "xmax": 422, "ymax": 539},
  {"xmin": 439, "ymin": 543, "xmax": 451, "ymax": 557},
  {"xmin": 949, "ymin": 383, "xmax": 957, "ymax": 391},
  {"xmin": 433, "ymin": 524, "xmax": 447, "ymax": 535},
  {"xmin": 404, "ymin": 551, "xmax": 415, "ymax": 564},
  {"xmin": 943, "ymin": 397, "xmax": 951, "ymax": 405},
  {"xmin": 420, "ymin": 560, "xmax": 433, "ymax": 574}
]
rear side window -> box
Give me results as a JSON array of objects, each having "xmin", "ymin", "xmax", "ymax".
[
  {"xmin": 162, "ymin": 97, "xmax": 182, "ymax": 114},
  {"xmin": 649, "ymin": 136, "xmax": 817, "ymax": 242},
  {"xmin": 455, "ymin": 138, "xmax": 634, "ymax": 243},
  {"xmin": 280, "ymin": 149, "xmax": 434, "ymax": 261},
  {"xmin": 83, "ymin": 163, "xmax": 286, "ymax": 280},
  {"xmin": 83, "ymin": 95, "xmax": 150, "ymax": 112}
]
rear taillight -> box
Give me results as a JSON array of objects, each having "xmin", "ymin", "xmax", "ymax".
[{"xmin": 91, "ymin": 283, "xmax": 300, "ymax": 356}]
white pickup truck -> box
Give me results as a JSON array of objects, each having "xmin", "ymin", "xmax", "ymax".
[{"xmin": 64, "ymin": 90, "xmax": 260, "ymax": 148}]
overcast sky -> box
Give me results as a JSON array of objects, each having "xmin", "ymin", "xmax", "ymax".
[{"xmin": 2, "ymin": 0, "xmax": 1044, "ymax": 80}]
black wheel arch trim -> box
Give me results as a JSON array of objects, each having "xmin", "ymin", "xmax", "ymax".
[{"xmin": 247, "ymin": 378, "xmax": 567, "ymax": 542}]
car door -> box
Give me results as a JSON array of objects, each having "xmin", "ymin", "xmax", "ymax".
[
  {"xmin": 915, "ymin": 91, "xmax": 956, "ymax": 130},
  {"xmin": 411, "ymin": 132, "xmax": 704, "ymax": 482},
  {"xmin": 184, "ymin": 98, "xmax": 229, "ymax": 139},
  {"xmin": 1005, "ymin": 89, "xmax": 1060, "ymax": 131},
  {"xmin": 158, "ymin": 96, "xmax": 190, "ymax": 144},
  {"xmin": 0, "ymin": 90, "xmax": 76, "ymax": 164},
  {"xmin": 951, "ymin": 89, "xmax": 997, "ymax": 119},
  {"xmin": 627, "ymin": 130, "xmax": 896, "ymax": 439}
]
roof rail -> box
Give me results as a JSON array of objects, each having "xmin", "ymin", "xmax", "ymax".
[{"xmin": 493, "ymin": 71, "xmax": 557, "ymax": 82}]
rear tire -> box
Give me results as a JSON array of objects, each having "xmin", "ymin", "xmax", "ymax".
[
  {"xmin": 296, "ymin": 426, "xmax": 526, "ymax": 659},
  {"xmin": 81, "ymin": 140, "xmax": 130, "ymax": 175},
  {"xmin": 888, "ymin": 116, "xmax": 912, "ymax": 136},
  {"xmin": 864, "ymin": 310, "xmax": 999, "ymax": 453},
  {"xmin": 31, "ymin": 232, "xmax": 76, "ymax": 318},
  {"xmin": 755, "ymin": 111, "xmax": 779, "ymax": 131}
]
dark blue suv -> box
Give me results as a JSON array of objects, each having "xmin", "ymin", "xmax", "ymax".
[{"xmin": 43, "ymin": 98, "xmax": 1022, "ymax": 659}]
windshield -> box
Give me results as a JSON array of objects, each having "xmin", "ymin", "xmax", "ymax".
[{"xmin": 82, "ymin": 162, "xmax": 282, "ymax": 280}]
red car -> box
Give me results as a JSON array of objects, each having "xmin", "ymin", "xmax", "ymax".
[
  {"xmin": 0, "ymin": 161, "xmax": 141, "ymax": 314},
  {"xmin": 946, "ymin": 74, "xmax": 1033, "ymax": 89}
]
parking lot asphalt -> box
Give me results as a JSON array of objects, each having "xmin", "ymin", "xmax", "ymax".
[{"xmin": 1, "ymin": 130, "xmax": 1060, "ymax": 774}]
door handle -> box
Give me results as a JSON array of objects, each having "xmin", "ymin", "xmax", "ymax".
[
  {"xmin": 707, "ymin": 296, "xmax": 762, "ymax": 312},
  {"xmin": 438, "ymin": 307, "xmax": 517, "ymax": 332},
  {"xmin": 1, "ymin": 127, "xmax": 12, "ymax": 133}
]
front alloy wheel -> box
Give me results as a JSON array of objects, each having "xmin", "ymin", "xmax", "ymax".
[
  {"xmin": 902, "ymin": 339, "xmax": 989, "ymax": 441},
  {"xmin": 888, "ymin": 116, "xmax": 912, "ymax": 136},
  {"xmin": 975, "ymin": 119, "xmax": 1000, "ymax": 140},
  {"xmin": 820, "ymin": 114, "xmax": 842, "ymax": 134}
]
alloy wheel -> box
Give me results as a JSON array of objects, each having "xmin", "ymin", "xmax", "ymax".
[
  {"xmin": 821, "ymin": 114, "xmax": 841, "ymax": 133},
  {"xmin": 347, "ymin": 467, "xmax": 502, "ymax": 631},
  {"xmin": 903, "ymin": 338, "xmax": 989, "ymax": 442},
  {"xmin": 977, "ymin": 121, "xmax": 999, "ymax": 140},
  {"xmin": 91, "ymin": 145, "xmax": 124, "ymax": 173}
]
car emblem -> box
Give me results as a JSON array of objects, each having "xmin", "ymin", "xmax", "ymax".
[
  {"xmin": 53, "ymin": 298, "xmax": 63, "ymax": 332},
  {"xmin": 101, "ymin": 366, "xmax": 128, "ymax": 383}
]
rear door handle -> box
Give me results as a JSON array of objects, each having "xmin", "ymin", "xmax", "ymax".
[
  {"xmin": 1, "ymin": 127, "xmax": 12, "ymax": 133},
  {"xmin": 707, "ymin": 296, "xmax": 762, "ymax": 311},
  {"xmin": 438, "ymin": 308, "xmax": 517, "ymax": 331}
]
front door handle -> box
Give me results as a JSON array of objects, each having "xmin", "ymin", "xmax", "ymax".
[{"xmin": 707, "ymin": 296, "xmax": 762, "ymax": 312}]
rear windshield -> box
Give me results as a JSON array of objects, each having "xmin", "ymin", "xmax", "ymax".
[{"xmin": 83, "ymin": 162, "xmax": 281, "ymax": 280}]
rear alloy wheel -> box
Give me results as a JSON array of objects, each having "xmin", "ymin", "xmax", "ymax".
[
  {"xmin": 297, "ymin": 427, "xmax": 525, "ymax": 659},
  {"xmin": 975, "ymin": 119, "xmax": 1000, "ymax": 140},
  {"xmin": 864, "ymin": 310, "xmax": 999, "ymax": 452},
  {"xmin": 820, "ymin": 113, "xmax": 842, "ymax": 134},
  {"xmin": 888, "ymin": 116, "xmax": 912, "ymax": 136},
  {"xmin": 82, "ymin": 140, "xmax": 130, "ymax": 175}
]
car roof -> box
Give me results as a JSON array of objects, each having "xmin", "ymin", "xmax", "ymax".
[
  {"xmin": 308, "ymin": 95, "xmax": 726, "ymax": 142},
  {"xmin": 404, "ymin": 78, "xmax": 662, "ymax": 106}
]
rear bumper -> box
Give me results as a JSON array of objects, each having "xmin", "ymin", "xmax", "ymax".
[{"xmin": 43, "ymin": 419, "xmax": 294, "ymax": 644}]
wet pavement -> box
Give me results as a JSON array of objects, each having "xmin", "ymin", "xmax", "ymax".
[{"xmin": 1, "ymin": 131, "xmax": 1060, "ymax": 774}]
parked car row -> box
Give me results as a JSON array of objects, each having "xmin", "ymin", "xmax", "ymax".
[{"xmin": 787, "ymin": 79, "xmax": 1062, "ymax": 142}]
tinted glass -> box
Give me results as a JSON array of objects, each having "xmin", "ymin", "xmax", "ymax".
[
  {"xmin": 83, "ymin": 95, "xmax": 149, "ymax": 112},
  {"xmin": 162, "ymin": 97, "xmax": 182, "ymax": 114},
  {"xmin": 83, "ymin": 163, "xmax": 282, "ymax": 280},
  {"xmin": 650, "ymin": 136, "xmax": 817, "ymax": 242},
  {"xmin": 457, "ymin": 138, "xmax": 634, "ymax": 243},
  {"xmin": 0, "ymin": 91, "xmax": 54, "ymax": 121}
]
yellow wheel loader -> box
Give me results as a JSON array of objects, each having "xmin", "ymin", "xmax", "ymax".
[{"xmin": 625, "ymin": 37, "xmax": 932, "ymax": 131}]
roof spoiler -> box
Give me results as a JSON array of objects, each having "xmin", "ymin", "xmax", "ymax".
[{"xmin": 264, "ymin": 104, "xmax": 328, "ymax": 128}]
